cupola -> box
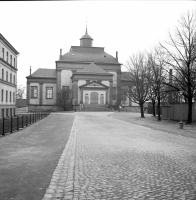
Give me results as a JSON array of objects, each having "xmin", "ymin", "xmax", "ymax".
[{"xmin": 80, "ymin": 27, "xmax": 93, "ymax": 47}]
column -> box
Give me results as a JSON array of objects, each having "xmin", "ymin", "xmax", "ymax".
[
  {"xmin": 109, "ymin": 81, "xmax": 113, "ymax": 106},
  {"xmin": 106, "ymin": 90, "xmax": 108, "ymax": 105},
  {"xmin": 27, "ymin": 83, "xmax": 30, "ymax": 106},
  {"xmin": 56, "ymin": 70, "xmax": 62, "ymax": 101},
  {"xmin": 80, "ymin": 89, "xmax": 83, "ymax": 103},
  {"xmin": 39, "ymin": 83, "xmax": 43, "ymax": 105},
  {"xmin": 75, "ymin": 80, "xmax": 78, "ymax": 105}
]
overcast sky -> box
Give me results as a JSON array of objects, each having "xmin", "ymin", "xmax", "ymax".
[{"xmin": 0, "ymin": 1, "xmax": 195, "ymax": 86}]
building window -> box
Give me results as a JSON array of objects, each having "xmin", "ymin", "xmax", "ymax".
[
  {"xmin": 13, "ymin": 75, "xmax": 15, "ymax": 84},
  {"xmin": 10, "ymin": 74, "xmax": 12, "ymax": 83},
  {"xmin": 6, "ymin": 52, "xmax": 8, "ymax": 62},
  {"xmin": 2, "ymin": 48, "xmax": 4, "ymax": 59},
  {"xmin": 46, "ymin": 87, "xmax": 53, "ymax": 99},
  {"xmin": 2, "ymin": 69, "xmax": 4, "ymax": 80},
  {"xmin": 14, "ymin": 58, "xmax": 15, "ymax": 67},
  {"xmin": 13, "ymin": 92, "xmax": 15, "ymax": 102},
  {"xmin": 31, "ymin": 86, "xmax": 38, "ymax": 99},
  {"xmin": 6, "ymin": 71, "xmax": 8, "ymax": 81},
  {"xmin": 6, "ymin": 109, "xmax": 9, "ymax": 117},
  {"xmin": 6, "ymin": 90, "xmax": 8, "ymax": 102},
  {"xmin": 62, "ymin": 86, "xmax": 69, "ymax": 99},
  {"xmin": 10, "ymin": 91, "xmax": 12, "ymax": 102},
  {"xmin": 1, "ymin": 90, "xmax": 3, "ymax": 102},
  {"xmin": 2, "ymin": 109, "xmax": 4, "ymax": 118},
  {"xmin": 13, "ymin": 108, "xmax": 15, "ymax": 116},
  {"xmin": 10, "ymin": 55, "xmax": 12, "ymax": 65}
]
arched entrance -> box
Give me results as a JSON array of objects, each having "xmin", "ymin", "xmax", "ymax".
[{"xmin": 90, "ymin": 92, "xmax": 98, "ymax": 104}]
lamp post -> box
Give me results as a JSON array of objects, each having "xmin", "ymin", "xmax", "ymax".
[{"xmin": 179, "ymin": 91, "xmax": 183, "ymax": 129}]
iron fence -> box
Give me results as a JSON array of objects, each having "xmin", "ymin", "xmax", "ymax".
[{"xmin": 0, "ymin": 112, "xmax": 50, "ymax": 136}]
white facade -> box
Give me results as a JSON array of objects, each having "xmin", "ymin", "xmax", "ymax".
[{"xmin": 0, "ymin": 34, "xmax": 19, "ymax": 118}]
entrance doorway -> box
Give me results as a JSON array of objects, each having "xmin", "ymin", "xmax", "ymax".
[{"xmin": 90, "ymin": 92, "xmax": 98, "ymax": 104}]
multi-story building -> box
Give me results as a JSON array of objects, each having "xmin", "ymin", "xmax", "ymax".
[{"xmin": 0, "ymin": 33, "xmax": 19, "ymax": 118}]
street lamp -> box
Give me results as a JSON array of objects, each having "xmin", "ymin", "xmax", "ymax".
[{"xmin": 179, "ymin": 91, "xmax": 183, "ymax": 129}]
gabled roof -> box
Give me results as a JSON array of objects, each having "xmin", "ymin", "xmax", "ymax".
[
  {"xmin": 76, "ymin": 63, "xmax": 112, "ymax": 75},
  {"xmin": 60, "ymin": 46, "xmax": 120, "ymax": 64},
  {"xmin": 29, "ymin": 68, "xmax": 56, "ymax": 78},
  {"xmin": 0, "ymin": 33, "xmax": 19, "ymax": 55}
]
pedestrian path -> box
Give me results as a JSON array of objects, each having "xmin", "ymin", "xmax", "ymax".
[{"xmin": 42, "ymin": 112, "xmax": 196, "ymax": 200}]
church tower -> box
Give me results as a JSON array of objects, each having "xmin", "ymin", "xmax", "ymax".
[{"xmin": 80, "ymin": 27, "xmax": 93, "ymax": 47}]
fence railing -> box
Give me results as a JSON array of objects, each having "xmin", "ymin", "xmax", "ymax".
[{"xmin": 0, "ymin": 112, "xmax": 50, "ymax": 136}]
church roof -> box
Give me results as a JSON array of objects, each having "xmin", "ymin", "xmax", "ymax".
[
  {"xmin": 30, "ymin": 68, "xmax": 56, "ymax": 78},
  {"xmin": 121, "ymin": 72, "xmax": 133, "ymax": 81},
  {"xmin": 76, "ymin": 63, "xmax": 112, "ymax": 75},
  {"xmin": 60, "ymin": 46, "xmax": 119, "ymax": 64},
  {"xmin": 80, "ymin": 27, "xmax": 93, "ymax": 40}
]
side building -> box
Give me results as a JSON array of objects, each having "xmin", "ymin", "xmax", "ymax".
[{"xmin": 0, "ymin": 33, "xmax": 19, "ymax": 118}]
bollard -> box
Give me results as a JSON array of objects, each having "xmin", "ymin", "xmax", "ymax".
[{"xmin": 179, "ymin": 122, "xmax": 183, "ymax": 129}]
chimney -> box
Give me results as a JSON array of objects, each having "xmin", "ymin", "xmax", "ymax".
[
  {"xmin": 59, "ymin": 49, "xmax": 62, "ymax": 59},
  {"xmin": 116, "ymin": 51, "xmax": 118, "ymax": 61},
  {"xmin": 30, "ymin": 66, "xmax": 32, "ymax": 76}
]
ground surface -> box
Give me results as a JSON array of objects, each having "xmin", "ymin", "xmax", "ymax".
[
  {"xmin": 43, "ymin": 112, "xmax": 196, "ymax": 200},
  {"xmin": 0, "ymin": 113, "xmax": 74, "ymax": 200}
]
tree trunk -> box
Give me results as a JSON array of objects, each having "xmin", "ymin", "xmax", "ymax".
[
  {"xmin": 139, "ymin": 103, "xmax": 145, "ymax": 118},
  {"xmin": 186, "ymin": 94, "xmax": 192, "ymax": 124},
  {"xmin": 157, "ymin": 96, "xmax": 161, "ymax": 121},
  {"xmin": 152, "ymin": 99, "xmax": 156, "ymax": 116}
]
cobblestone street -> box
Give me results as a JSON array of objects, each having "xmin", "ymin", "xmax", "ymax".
[{"xmin": 43, "ymin": 112, "xmax": 196, "ymax": 200}]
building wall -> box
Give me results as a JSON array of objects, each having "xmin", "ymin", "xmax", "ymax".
[
  {"xmin": 61, "ymin": 70, "xmax": 72, "ymax": 87},
  {"xmin": 0, "ymin": 36, "xmax": 18, "ymax": 118},
  {"xmin": 42, "ymin": 83, "xmax": 57, "ymax": 105}
]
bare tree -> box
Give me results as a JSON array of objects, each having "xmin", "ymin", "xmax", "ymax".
[
  {"xmin": 16, "ymin": 84, "xmax": 26, "ymax": 99},
  {"xmin": 57, "ymin": 88, "xmax": 72, "ymax": 111},
  {"xmin": 123, "ymin": 52, "xmax": 150, "ymax": 118},
  {"xmin": 160, "ymin": 10, "xmax": 196, "ymax": 124},
  {"xmin": 147, "ymin": 47, "xmax": 168, "ymax": 121}
]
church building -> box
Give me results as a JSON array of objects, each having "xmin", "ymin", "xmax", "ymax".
[{"xmin": 26, "ymin": 28, "xmax": 132, "ymax": 112}]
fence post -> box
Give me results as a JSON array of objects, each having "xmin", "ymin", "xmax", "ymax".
[
  {"xmin": 22, "ymin": 115, "xmax": 23, "ymax": 128},
  {"xmin": 26, "ymin": 115, "xmax": 28, "ymax": 127},
  {"xmin": 11, "ymin": 116, "xmax": 13, "ymax": 133},
  {"xmin": 17, "ymin": 116, "xmax": 19, "ymax": 130},
  {"xmin": 2, "ymin": 117, "xmax": 5, "ymax": 136}
]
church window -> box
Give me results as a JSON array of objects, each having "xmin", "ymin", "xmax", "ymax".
[
  {"xmin": 46, "ymin": 87, "xmax": 53, "ymax": 99},
  {"xmin": 31, "ymin": 86, "xmax": 38, "ymax": 99},
  {"xmin": 2, "ymin": 69, "xmax": 4, "ymax": 80},
  {"xmin": 2, "ymin": 48, "xmax": 4, "ymax": 59}
]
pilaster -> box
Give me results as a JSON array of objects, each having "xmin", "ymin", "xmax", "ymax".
[
  {"xmin": 109, "ymin": 81, "xmax": 113, "ymax": 106},
  {"xmin": 27, "ymin": 83, "xmax": 30, "ymax": 105},
  {"xmin": 116, "ymin": 72, "xmax": 121, "ymax": 105},
  {"xmin": 56, "ymin": 70, "xmax": 62, "ymax": 99},
  {"xmin": 39, "ymin": 83, "xmax": 43, "ymax": 105}
]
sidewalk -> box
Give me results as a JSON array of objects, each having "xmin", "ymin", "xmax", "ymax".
[
  {"xmin": 108, "ymin": 112, "xmax": 196, "ymax": 139},
  {"xmin": 0, "ymin": 113, "xmax": 74, "ymax": 200}
]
